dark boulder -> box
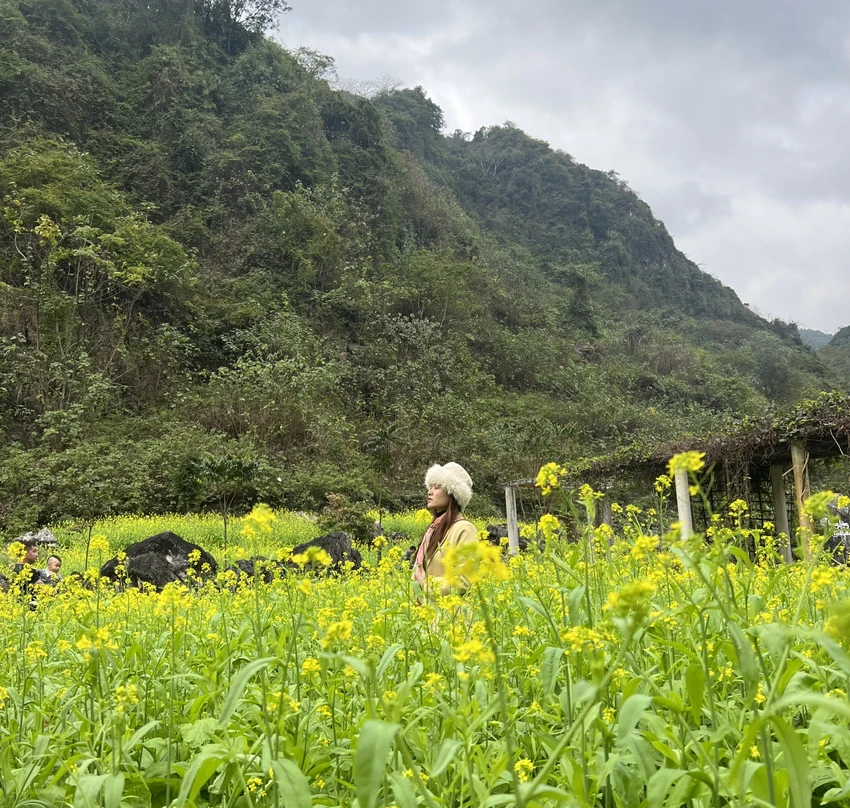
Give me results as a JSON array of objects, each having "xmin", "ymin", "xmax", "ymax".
[
  {"xmin": 290, "ymin": 531, "xmax": 362, "ymax": 571},
  {"xmin": 485, "ymin": 524, "xmax": 508, "ymax": 542},
  {"xmin": 484, "ymin": 524, "xmax": 529, "ymax": 551},
  {"xmin": 100, "ymin": 531, "xmax": 217, "ymax": 589},
  {"xmin": 115, "ymin": 552, "xmax": 185, "ymax": 588},
  {"xmin": 225, "ymin": 557, "xmax": 285, "ymax": 583},
  {"xmin": 825, "ymin": 502, "xmax": 850, "ymax": 565},
  {"xmin": 0, "ymin": 572, "xmax": 8, "ymax": 594},
  {"xmin": 829, "ymin": 503, "xmax": 850, "ymax": 523}
]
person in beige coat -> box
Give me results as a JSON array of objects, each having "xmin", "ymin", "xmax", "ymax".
[{"xmin": 412, "ymin": 462, "xmax": 479, "ymax": 598}]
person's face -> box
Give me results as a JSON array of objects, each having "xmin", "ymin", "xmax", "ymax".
[
  {"xmin": 24, "ymin": 545, "xmax": 38, "ymax": 565},
  {"xmin": 47, "ymin": 557, "xmax": 61, "ymax": 573},
  {"xmin": 427, "ymin": 485, "xmax": 450, "ymax": 512}
]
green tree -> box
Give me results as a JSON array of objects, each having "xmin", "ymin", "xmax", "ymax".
[{"xmin": 181, "ymin": 454, "xmax": 262, "ymax": 549}]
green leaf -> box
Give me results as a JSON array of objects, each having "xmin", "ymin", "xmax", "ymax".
[
  {"xmin": 102, "ymin": 773, "xmax": 125, "ymax": 808},
  {"xmin": 571, "ymin": 679, "xmax": 597, "ymax": 706},
  {"xmin": 482, "ymin": 795, "xmax": 515, "ymax": 807},
  {"xmin": 684, "ymin": 664, "xmax": 705, "ymax": 724},
  {"xmin": 271, "ymin": 758, "xmax": 313, "ymax": 808},
  {"xmin": 430, "ymin": 738, "xmax": 462, "ymax": 778},
  {"xmin": 750, "ymin": 622, "xmax": 791, "ymax": 663},
  {"xmin": 773, "ymin": 692, "xmax": 850, "ymax": 723},
  {"xmin": 181, "ymin": 717, "xmax": 219, "ymax": 748},
  {"xmin": 340, "ymin": 654, "xmax": 373, "ymax": 682},
  {"xmin": 611, "ymin": 760, "xmax": 641, "ymax": 808},
  {"xmin": 16, "ymin": 802, "xmax": 60, "ymax": 808},
  {"xmin": 124, "ymin": 719, "xmax": 160, "ymax": 753},
  {"xmin": 121, "ymin": 773, "xmax": 151, "ymax": 804},
  {"xmin": 174, "ymin": 751, "xmax": 228, "ymax": 806},
  {"xmin": 728, "ymin": 622, "xmax": 759, "ymax": 692},
  {"xmin": 518, "ymin": 783, "xmax": 573, "ymax": 802},
  {"xmin": 217, "ymin": 657, "xmax": 275, "ymax": 727},
  {"xmin": 666, "ymin": 770, "xmax": 703, "ymax": 807},
  {"xmin": 376, "ymin": 643, "xmax": 403, "ymax": 681},
  {"xmin": 388, "ymin": 771, "xmax": 418, "ymax": 808},
  {"xmin": 567, "ymin": 585, "xmax": 586, "ymax": 623},
  {"xmin": 616, "ymin": 694, "xmax": 653, "ymax": 742},
  {"xmin": 646, "ymin": 768, "xmax": 685, "ymax": 806},
  {"xmin": 74, "ymin": 774, "xmax": 108, "ymax": 808},
  {"xmin": 541, "ymin": 646, "xmax": 563, "ymax": 695},
  {"xmin": 769, "ymin": 715, "xmax": 811, "ymax": 808},
  {"xmin": 729, "ymin": 716, "xmax": 767, "ymax": 789},
  {"xmin": 518, "ymin": 596, "xmax": 551, "ymax": 622},
  {"xmin": 821, "ymin": 776, "xmax": 850, "ymax": 804},
  {"xmin": 354, "ymin": 719, "xmax": 401, "ymax": 808},
  {"xmin": 653, "ymin": 693, "xmax": 683, "ymax": 714},
  {"xmin": 809, "ymin": 629, "xmax": 850, "ymax": 676}
]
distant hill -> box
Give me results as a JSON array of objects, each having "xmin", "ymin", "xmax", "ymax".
[
  {"xmin": 829, "ymin": 326, "xmax": 850, "ymax": 349},
  {"xmin": 0, "ymin": 0, "xmax": 835, "ymax": 530},
  {"xmin": 813, "ymin": 326, "xmax": 850, "ymax": 391},
  {"xmin": 800, "ymin": 328, "xmax": 834, "ymax": 349}
]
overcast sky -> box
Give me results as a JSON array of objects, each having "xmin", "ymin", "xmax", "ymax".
[{"xmin": 278, "ymin": 1, "xmax": 850, "ymax": 333}]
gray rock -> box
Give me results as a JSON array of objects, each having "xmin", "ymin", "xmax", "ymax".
[{"xmin": 15, "ymin": 528, "xmax": 58, "ymax": 547}]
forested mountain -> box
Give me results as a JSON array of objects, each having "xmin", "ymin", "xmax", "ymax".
[
  {"xmin": 829, "ymin": 327, "xmax": 850, "ymax": 349},
  {"xmin": 800, "ymin": 328, "xmax": 833, "ymax": 349},
  {"xmin": 816, "ymin": 326, "xmax": 850, "ymax": 389},
  {"xmin": 0, "ymin": 0, "xmax": 833, "ymax": 531}
]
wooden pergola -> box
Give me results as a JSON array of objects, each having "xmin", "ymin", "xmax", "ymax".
[
  {"xmin": 601, "ymin": 394, "xmax": 850, "ymax": 561},
  {"xmin": 509, "ymin": 393, "xmax": 850, "ymax": 561}
]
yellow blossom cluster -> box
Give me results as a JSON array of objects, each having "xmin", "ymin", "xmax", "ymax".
[
  {"xmin": 535, "ymin": 462, "xmax": 566, "ymax": 496},
  {"xmin": 631, "ymin": 534, "xmax": 658, "ymax": 562},
  {"xmin": 321, "ymin": 619, "xmax": 353, "ymax": 649},
  {"xmin": 559, "ymin": 625, "xmax": 605, "ymax": 655},
  {"xmin": 291, "ymin": 546, "xmax": 333, "ymax": 568},
  {"xmin": 667, "ymin": 451, "xmax": 706, "ymax": 477},
  {"xmin": 113, "ymin": 684, "xmax": 139, "ymax": 714},
  {"xmin": 442, "ymin": 541, "xmax": 510, "ymax": 588},
  {"xmin": 452, "ymin": 638, "xmax": 495, "ymax": 665}
]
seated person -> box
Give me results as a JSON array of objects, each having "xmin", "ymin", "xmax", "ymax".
[{"xmin": 12, "ymin": 540, "xmax": 42, "ymax": 589}]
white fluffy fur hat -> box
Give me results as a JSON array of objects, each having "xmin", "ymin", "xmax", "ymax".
[{"xmin": 425, "ymin": 462, "xmax": 473, "ymax": 510}]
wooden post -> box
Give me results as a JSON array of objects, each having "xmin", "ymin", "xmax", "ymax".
[
  {"xmin": 599, "ymin": 497, "xmax": 613, "ymax": 528},
  {"xmin": 674, "ymin": 468, "xmax": 694, "ymax": 539},
  {"xmin": 790, "ymin": 441, "xmax": 812, "ymax": 561},
  {"xmin": 505, "ymin": 485, "xmax": 520, "ymax": 555},
  {"xmin": 769, "ymin": 463, "xmax": 793, "ymax": 562}
]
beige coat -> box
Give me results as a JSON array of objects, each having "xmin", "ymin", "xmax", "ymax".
[{"xmin": 417, "ymin": 518, "xmax": 479, "ymax": 597}]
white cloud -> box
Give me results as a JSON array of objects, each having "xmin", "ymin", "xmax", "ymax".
[{"xmin": 277, "ymin": 0, "xmax": 850, "ymax": 332}]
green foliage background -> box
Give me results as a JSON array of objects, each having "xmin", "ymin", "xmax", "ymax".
[{"xmin": 0, "ymin": 0, "xmax": 835, "ymax": 531}]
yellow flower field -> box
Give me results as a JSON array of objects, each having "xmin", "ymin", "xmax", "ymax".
[{"xmin": 2, "ymin": 486, "xmax": 850, "ymax": 807}]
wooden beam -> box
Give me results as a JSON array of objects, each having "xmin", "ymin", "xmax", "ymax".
[
  {"xmin": 790, "ymin": 440, "xmax": 812, "ymax": 561},
  {"xmin": 674, "ymin": 468, "xmax": 694, "ymax": 539},
  {"xmin": 769, "ymin": 463, "xmax": 793, "ymax": 562},
  {"xmin": 505, "ymin": 485, "xmax": 520, "ymax": 556}
]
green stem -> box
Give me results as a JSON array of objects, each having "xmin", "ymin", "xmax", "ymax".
[
  {"xmin": 479, "ymin": 587, "xmax": 525, "ymax": 808},
  {"xmin": 525, "ymin": 625, "xmax": 634, "ymax": 800}
]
